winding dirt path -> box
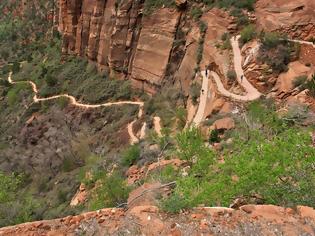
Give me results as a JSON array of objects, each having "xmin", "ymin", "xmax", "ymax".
[
  {"xmin": 210, "ymin": 35, "xmax": 262, "ymax": 101},
  {"xmin": 7, "ymin": 72, "xmax": 146, "ymax": 144},
  {"xmin": 7, "ymin": 72, "xmax": 164, "ymax": 143},
  {"xmin": 288, "ymin": 39, "xmax": 315, "ymax": 48},
  {"xmin": 192, "ymin": 35, "xmax": 262, "ymax": 126}
]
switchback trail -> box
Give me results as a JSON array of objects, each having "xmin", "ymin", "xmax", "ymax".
[
  {"xmin": 209, "ymin": 35, "xmax": 261, "ymax": 101},
  {"xmin": 192, "ymin": 35, "xmax": 262, "ymax": 126},
  {"xmin": 7, "ymin": 72, "xmax": 162, "ymax": 144}
]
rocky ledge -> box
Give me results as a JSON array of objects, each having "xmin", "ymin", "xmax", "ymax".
[{"xmin": 0, "ymin": 204, "xmax": 314, "ymax": 235}]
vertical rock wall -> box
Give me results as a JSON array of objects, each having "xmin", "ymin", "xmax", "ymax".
[{"xmin": 59, "ymin": 0, "xmax": 183, "ymax": 93}]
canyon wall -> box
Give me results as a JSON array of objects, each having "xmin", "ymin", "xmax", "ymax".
[{"xmin": 59, "ymin": 0, "xmax": 184, "ymax": 93}]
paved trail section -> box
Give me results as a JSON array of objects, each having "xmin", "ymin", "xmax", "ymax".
[
  {"xmin": 192, "ymin": 71, "xmax": 210, "ymax": 125},
  {"xmin": 7, "ymin": 72, "xmax": 162, "ymax": 144},
  {"xmin": 192, "ymin": 35, "xmax": 262, "ymax": 126}
]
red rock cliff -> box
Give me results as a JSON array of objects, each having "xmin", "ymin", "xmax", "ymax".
[{"xmin": 59, "ymin": 0, "xmax": 182, "ymax": 93}]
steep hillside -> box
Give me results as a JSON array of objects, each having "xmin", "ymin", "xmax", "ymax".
[{"xmin": 0, "ymin": 0, "xmax": 315, "ymax": 234}]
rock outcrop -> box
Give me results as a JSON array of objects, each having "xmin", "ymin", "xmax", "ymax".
[
  {"xmin": 255, "ymin": 0, "xmax": 315, "ymax": 40},
  {"xmin": 1, "ymin": 205, "xmax": 314, "ymax": 235}
]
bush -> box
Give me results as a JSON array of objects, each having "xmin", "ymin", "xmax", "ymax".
[
  {"xmin": 45, "ymin": 74, "xmax": 57, "ymax": 87},
  {"xmin": 176, "ymin": 127, "xmax": 214, "ymax": 163},
  {"xmin": 258, "ymin": 35, "xmax": 291, "ymax": 75},
  {"xmin": 209, "ymin": 129, "xmax": 221, "ymax": 143},
  {"xmin": 121, "ymin": 145, "xmax": 140, "ymax": 167},
  {"xmin": 227, "ymin": 69, "xmax": 237, "ymax": 81},
  {"xmin": 303, "ymin": 74, "xmax": 315, "ymax": 97},
  {"xmin": 189, "ymin": 82, "xmax": 201, "ymax": 105},
  {"xmin": 292, "ymin": 75, "xmax": 307, "ymax": 88},
  {"xmin": 230, "ymin": 8, "xmax": 250, "ymax": 28},
  {"xmin": 191, "ymin": 7, "xmax": 203, "ymax": 21},
  {"xmin": 239, "ymin": 25, "xmax": 256, "ymax": 45},
  {"xmin": 160, "ymin": 192, "xmax": 188, "ymax": 213},
  {"xmin": 89, "ymin": 171, "xmax": 130, "ymax": 210},
  {"xmin": 143, "ymin": 0, "xmax": 175, "ymax": 15},
  {"xmin": 260, "ymin": 32, "xmax": 282, "ymax": 49},
  {"xmin": 7, "ymin": 89, "xmax": 18, "ymax": 107},
  {"xmin": 221, "ymin": 33, "xmax": 232, "ymax": 50}
]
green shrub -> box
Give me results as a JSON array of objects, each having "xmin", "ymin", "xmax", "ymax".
[
  {"xmin": 260, "ymin": 32, "xmax": 282, "ymax": 49},
  {"xmin": 292, "ymin": 75, "xmax": 307, "ymax": 88},
  {"xmin": 176, "ymin": 127, "xmax": 213, "ymax": 162},
  {"xmin": 227, "ymin": 69, "xmax": 237, "ymax": 81},
  {"xmin": 258, "ymin": 32, "xmax": 294, "ymax": 75},
  {"xmin": 62, "ymin": 158, "xmax": 78, "ymax": 172},
  {"xmin": 209, "ymin": 129, "xmax": 221, "ymax": 143},
  {"xmin": 303, "ymin": 74, "xmax": 315, "ymax": 97},
  {"xmin": 89, "ymin": 171, "xmax": 130, "ymax": 210},
  {"xmin": 230, "ymin": 8, "xmax": 250, "ymax": 28},
  {"xmin": 191, "ymin": 7, "xmax": 203, "ymax": 21},
  {"xmin": 221, "ymin": 32, "xmax": 230, "ymax": 41},
  {"xmin": 121, "ymin": 145, "xmax": 140, "ymax": 167},
  {"xmin": 143, "ymin": 0, "xmax": 175, "ymax": 15},
  {"xmin": 45, "ymin": 74, "xmax": 57, "ymax": 87},
  {"xmin": 189, "ymin": 82, "xmax": 201, "ymax": 105},
  {"xmin": 239, "ymin": 24, "xmax": 256, "ymax": 45},
  {"xmin": 160, "ymin": 192, "xmax": 188, "ymax": 213},
  {"xmin": 7, "ymin": 89, "xmax": 18, "ymax": 106}
]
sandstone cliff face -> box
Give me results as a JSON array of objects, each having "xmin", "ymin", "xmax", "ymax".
[
  {"xmin": 59, "ymin": 0, "xmax": 183, "ymax": 93},
  {"xmin": 255, "ymin": 0, "xmax": 315, "ymax": 40}
]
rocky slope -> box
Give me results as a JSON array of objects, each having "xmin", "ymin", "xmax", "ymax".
[{"xmin": 1, "ymin": 0, "xmax": 315, "ymax": 234}]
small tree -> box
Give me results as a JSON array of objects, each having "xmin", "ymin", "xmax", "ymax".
[
  {"xmin": 239, "ymin": 25, "xmax": 256, "ymax": 45},
  {"xmin": 227, "ymin": 69, "xmax": 237, "ymax": 81}
]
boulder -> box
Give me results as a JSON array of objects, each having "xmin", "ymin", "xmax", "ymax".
[{"xmin": 210, "ymin": 117, "xmax": 235, "ymax": 130}]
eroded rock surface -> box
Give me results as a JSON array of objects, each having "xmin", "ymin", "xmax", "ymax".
[{"xmin": 1, "ymin": 205, "xmax": 314, "ymax": 235}]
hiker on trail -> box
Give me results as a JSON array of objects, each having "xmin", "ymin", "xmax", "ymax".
[
  {"xmin": 205, "ymin": 67, "xmax": 208, "ymax": 77},
  {"xmin": 241, "ymin": 75, "xmax": 244, "ymax": 83},
  {"xmin": 201, "ymin": 89, "xmax": 204, "ymax": 94}
]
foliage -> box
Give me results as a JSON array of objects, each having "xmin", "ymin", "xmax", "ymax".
[
  {"xmin": 0, "ymin": 172, "xmax": 41, "ymax": 227},
  {"xmin": 258, "ymin": 32, "xmax": 294, "ymax": 75},
  {"xmin": 301, "ymin": 74, "xmax": 315, "ymax": 97},
  {"xmin": 121, "ymin": 145, "xmax": 141, "ymax": 167},
  {"xmin": 227, "ymin": 69, "xmax": 237, "ymax": 81},
  {"xmin": 260, "ymin": 32, "xmax": 283, "ymax": 49},
  {"xmin": 0, "ymin": 172, "xmax": 21, "ymax": 204},
  {"xmin": 209, "ymin": 129, "xmax": 221, "ymax": 143},
  {"xmin": 229, "ymin": 8, "xmax": 250, "ymax": 28},
  {"xmin": 292, "ymin": 75, "xmax": 307, "ymax": 88},
  {"xmin": 176, "ymin": 127, "xmax": 214, "ymax": 162},
  {"xmin": 239, "ymin": 25, "xmax": 256, "ymax": 45},
  {"xmin": 200, "ymin": 0, "xmax": 256, "ymax": 11},
  {"xmin": 143, "ymin": 0, "xmax": 175, "ymax": 15},
  {"xmin": 160, "ymin": 100, "xmax": 315, "ymax": 213},
  {"xmin": 160, "ymin": 192, "xmax": 188, "ymax": 213},
  {"xmin": 220, "ymin": 33, "xmax": 232, "ymax": 50},
  {"xmin": 89, "ymin": 171, "xmax": 131, "ymax": 210},
  {"xmin": 189, "ymin": 82, "xmax": 201, "ymax": 105},
  {"xmin": 190, "ymin": 7, "xmax": 203, "ymax": 21}
]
